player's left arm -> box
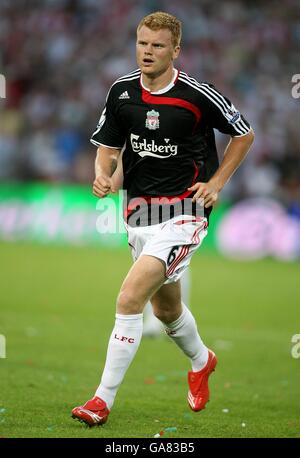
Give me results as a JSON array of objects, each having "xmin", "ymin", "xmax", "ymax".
[
  {"xmin": 189, "ymin": 83, "xmax": 255, "ymax": 208},
  {"xmin": 189, "ymin": 130, "xmax": 254, "ymax": 207}
]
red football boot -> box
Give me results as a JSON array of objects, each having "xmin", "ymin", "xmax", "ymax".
[
  {"xmin": 72, "ymin": 396, "xmax": 110, "ymax": 427},
  {"xmin": 187, "ymin": 349, "xmax": 217, "ymax": 411}
]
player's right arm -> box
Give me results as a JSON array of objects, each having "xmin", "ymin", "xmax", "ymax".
[
  {"xmin": 111, "ymin": 153, "xmax": 124, "ymax": 191},
  {"xmin": 93, "ymin": 146, "xmax": 121, "ymax": 198},
  {"xmin": 91, "ymin": 82, "xmax": 126, "ymax": 198}
]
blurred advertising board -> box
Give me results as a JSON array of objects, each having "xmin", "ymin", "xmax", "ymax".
[
  {"xmin": 0, "ymin": 183, "xmax": 299, "ymax": 260},
  {"xmin": 0, "ymin": 182, "xmax": 124, "ymax": 247}
]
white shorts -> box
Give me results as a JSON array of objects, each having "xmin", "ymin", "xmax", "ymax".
[{"xmin": 125, "ymin": 215, "xmax": 208, "ymax": 283}]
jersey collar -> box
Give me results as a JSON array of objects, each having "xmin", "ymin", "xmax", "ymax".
[{"xmin": 140, "ymin": 69, "xmax": 179, "ymax": 95}]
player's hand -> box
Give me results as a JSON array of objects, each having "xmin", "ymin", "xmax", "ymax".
[
  {"xmin": 93, "ymin": 175, "xmax": 116, "ymax": 198},
  {"xmin": 188, "ymin": 179, "xmax": 220, "ymax": 208}
]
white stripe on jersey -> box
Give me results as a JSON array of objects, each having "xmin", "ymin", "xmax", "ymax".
[
  {"xmin": 181, "ymin": 74, "xmax": 250, "ymax": 135},
  {"xmin": 101, "ymin": 73, "xmax": 140, "ymax": 110},
  {"xmin": 90, "ymin": 138, "xmax": 101, "ymax": 146},
  {"xmin": 92, "ymin": 71, "xmax": 140, "ymax": 143},
  {"xmin": 179, "ymin": 73, "xmax": 250, "ymax": 135},
  {"xmin": 91, "ymin": 106, "xmax": 106, "ymax": 141},
  {"xmin": 111, "ymin": 74, "xmax": 140, "ymax": 88},
  {"xmin": 201, "ymin": 81, "xmax": 250, "ymax": 133},
  {"xmin": 90, "ymin": 139, "xmax": 123, "ymax": 148},
  {"xmin": 179, "ymin": 74, "xmax": 248, "ymax": 135},
  {"xmin": 115, "ymin": 69, "xmax": 141, "ymax": 82}
]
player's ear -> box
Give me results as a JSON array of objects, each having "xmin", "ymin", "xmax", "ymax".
[{"xmin": 173, "ymin": 46, "xmax": 180, "ymax": 60}]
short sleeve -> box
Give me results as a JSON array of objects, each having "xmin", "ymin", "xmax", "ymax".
[
  {"xmin": 200, "ymin": 83, "xmax": 252, "ymax": 137},
  {"xmin": 90, "ymin": 89, "xmax": 126, "ymax": 148}
]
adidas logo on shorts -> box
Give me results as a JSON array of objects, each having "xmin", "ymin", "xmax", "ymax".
[{"xmin": 119, "ymin": 91, "xmax": 130, "ymax": 99}]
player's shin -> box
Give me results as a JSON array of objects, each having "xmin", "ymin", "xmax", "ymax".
[
  {"xmin": 95, "ymin": 313, "xmax": 143, "ymax": 409},
  {"xmin": 162, "ymin": 303, "xmax": 208, "ymax": 371}
]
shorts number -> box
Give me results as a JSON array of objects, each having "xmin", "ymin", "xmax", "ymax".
[{"xmin": 167, "ymin": 246, "xmax": 180, "ymax": 266}]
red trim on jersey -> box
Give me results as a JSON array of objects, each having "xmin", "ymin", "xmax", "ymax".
[
  {"xmin": 174, "ymin": 69, "xmax": 180, "ymax": 84},
  {"xmin": 141, "ymin": 88, "xmax": 202, "ymax": 125},
  {"xmin": 166, "ymin": 245, "xmax": 190, "ymax": 277},
  {"xmin": 166, "ymin": 220, "xmax": 207, "ymax": 277},
  {"xmin": 124, "ymin": 161, "xmax": 199, "ymax": 220},
  {"xmin": 191, "ymin": 226, "xmax": 201, "ymax": 245},
  {"xmin": 174, "ymin": 217, "xmax": 204, "ymax": 225}
]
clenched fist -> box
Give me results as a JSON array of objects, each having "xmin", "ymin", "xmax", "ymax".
[
  {"xmin": 188, "ymin": 179, "xmax": 221, "ymax": 208},
  {"xmin": 93, "ymin": 175, "xmax": 116, "ymax": 198}
]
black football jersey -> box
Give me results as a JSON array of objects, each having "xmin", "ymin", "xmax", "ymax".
[{"xmin": 91, "ymin": 69, "xmax": 251, "ymax": 226}]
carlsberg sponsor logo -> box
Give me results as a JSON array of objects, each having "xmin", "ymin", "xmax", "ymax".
[{"xmin": 130, "ymin": 134, "xmax": 178, "ymax": 158}]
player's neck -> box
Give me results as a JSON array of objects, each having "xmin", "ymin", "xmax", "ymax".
[{"xmin": 142, "ymin": 66, "xmax": 176, "ymax": 93}]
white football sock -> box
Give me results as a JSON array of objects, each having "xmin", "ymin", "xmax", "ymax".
[
  {"xmin": 95, "ymin": 313, "xmax": 143, "ymax": 409},
  {"xmin": 163, "ymin": 303, "xmax": 208, "ymax": 372}
]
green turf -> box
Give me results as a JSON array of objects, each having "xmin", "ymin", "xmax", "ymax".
[{"xmin": 0, "ymin": 242, "xmax": 299, "ymax": 438}]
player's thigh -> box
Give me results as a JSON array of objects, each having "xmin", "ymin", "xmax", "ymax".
[{"xmin": 117, "ymin": 254, "xmax": 166, "ymax": 313}]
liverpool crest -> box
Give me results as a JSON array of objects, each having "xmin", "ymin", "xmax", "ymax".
[{"xmin": 145, "ymin": 109, "xmax": 160, "ymax": 130}]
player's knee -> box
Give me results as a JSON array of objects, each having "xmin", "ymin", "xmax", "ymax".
[
  {"xmin": 153, "ymin": 306, "xmax": 179, "ymax": 324},
  {"xmin": 116, "ymin": 290, "xmax": 141, "ymax": 314}
]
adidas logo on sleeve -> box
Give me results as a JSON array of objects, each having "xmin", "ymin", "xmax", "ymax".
[{"xmin": 119, "ymin": 91, "xmax": 130, "ymax": 99}]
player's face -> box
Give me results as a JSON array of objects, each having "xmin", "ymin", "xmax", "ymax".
[{"xmin": 136, "ymin": 26, "xmax": 180, "ymax": 78}]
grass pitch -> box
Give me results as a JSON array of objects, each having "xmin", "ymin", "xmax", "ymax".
[{"xmin": 0, "ymin": 242, "xmax": 299, "ymax": 438}]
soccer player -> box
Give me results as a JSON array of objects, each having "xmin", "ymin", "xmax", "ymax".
[{"xmin": 72, "ymin": 11, "xmax": 254, "ymax": 426}]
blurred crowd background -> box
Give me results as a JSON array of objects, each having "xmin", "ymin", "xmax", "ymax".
[{"xmin": 0, "ymin": 0, "xmax": 300, "ymax": 211}]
